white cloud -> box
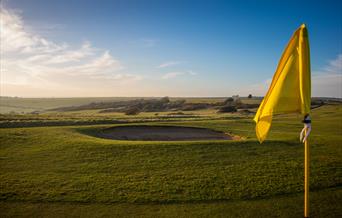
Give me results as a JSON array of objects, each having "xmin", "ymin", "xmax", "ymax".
[
  {"xmin": 312, "ymin": 54, "xmax": 342, "ymax": 97},
  {"xmin": 157, "ymin": 61, "xmax": 181, "ymax": 68},
  {"xmin": 187, "ymin": 70, "xmax": 197, "ymax": 76},
  {"xmin": 245, "ymin": 54, "xmax": 342, "ymax": 97},
  {"xmin": 162, "ymin": 72, "xmax": 184, "ymax": 79},
  {"xmin": 161, "ymin": 70, "xmax": 196, "ymax": 79},
  {"xmin": 141, "ymin": 39, "xmax": 158, "ymax": 47},
  {"xmin": 0, "ymin": 6, "xmax": 142, "ymax": 97},
  {"xmin": 324, "ymin": 54, "xmax": 342, "ymax": 73},
  {"xmin": 0, "ymin": 7, "xmax": 65, "ymax": 54}
]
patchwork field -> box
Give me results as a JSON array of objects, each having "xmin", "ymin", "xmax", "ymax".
[{"xmin": 0, "ymin": 98, "xmax": 341, "ymax": 217}]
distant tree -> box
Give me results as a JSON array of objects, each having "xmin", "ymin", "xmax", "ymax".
[
  {"xmin": 248, "ymin": 94, "xmax": 253, "ymax": 98},
  {"xmin": 218, "ymin": 105, "xmax": 237, "ymax": 113},
  {"xmin": 160, "ymin": 96, "xmax": 170, "ymax": 104},
  {"xmin": 234, "ymin": 97, "xmax": 242, "ymax": 107},
  {"xmin": 124, "ymin": 106, "xmax": 141, "ymax": 115},
  {"xmin": 223, "ymin": 97, "xmax": 234, "ymax": 105}
]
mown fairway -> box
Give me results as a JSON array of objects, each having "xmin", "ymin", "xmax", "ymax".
[{"xmin": 0, "ymin": 104, "xmax": 341, "ymax": 217}]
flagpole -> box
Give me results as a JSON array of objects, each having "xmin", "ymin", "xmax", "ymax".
[{"xmin": 304, "ymin": 129, "xmax": 309, "ymax": 218}]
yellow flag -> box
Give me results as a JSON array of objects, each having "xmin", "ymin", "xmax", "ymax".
[{"xmin": 254, "ymin": 24, "xmax": 311, "ymax": 143}]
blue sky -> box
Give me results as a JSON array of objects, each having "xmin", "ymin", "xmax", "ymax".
[{"xmin": 1, "ymin": 0, "xmax": 341, "ymax": 97}]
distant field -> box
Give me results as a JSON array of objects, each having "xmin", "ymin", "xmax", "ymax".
[
  {"xmin": 0, "ymin": 96, "xmax": 263, "ymax": 113},
  {"xmin": 0, "ymin": 97, "xmax": 146, "ymax": 113},
  {"xmin": 0, "ymin": 99, "xmax": 341, "ymax": 217}
]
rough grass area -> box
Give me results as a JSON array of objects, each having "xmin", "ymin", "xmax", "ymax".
[
  {"xmin": 1, "ymin": 188, "xmax": 341, "ymax": 218},
  {"xmin": 0, "ymin": 104, "xmax": 341, "ymax": 217}
]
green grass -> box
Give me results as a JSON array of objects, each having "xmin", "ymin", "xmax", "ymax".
[
  {"xmin": 1, "ymin": 188, "xmax": 341, "ymax": 218},
  {"xmin": 0, "ymin": 96, "xmax": 262, "ymax": 113},
  {"xmin": 0, "ymin": 104, "xmax": 341, "ymax": 217},
  {"xmin": 0, "ymin": 97, "xmax": 161, "ymax": 113},
  {"xmin": 0, "ymin": 107, "xmax": 252, "ymax": 128}
]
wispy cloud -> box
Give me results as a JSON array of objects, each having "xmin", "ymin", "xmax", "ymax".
[
  {"xmin": 157, "ymin": 61, "xmax": 181, "ymax": 68},
  {"xmin": 187, "ymin": 70, "xmax": 197, "ymax": 76},
  {"xmin": 161, "ymin": 71, "xmax": 197, "ymax": 79},
  {"xmin": 312, "ymin": 54, "xmax": 342, "ymax": 97},
  {"xmin": 323, "ymin": 54, "xmax": 342, "ymax": 73},
  {"xmin": 245, "ymin": 54, "xmax": 342, "ymax": 97},
  {"xmin": 161, "ymin": 72, "xmax": 184, "ymax": 79},
  {"xmin": 141, "ymin": 38, "xmax": 158, "ymax": 47},
  {"xmin": 0, "ymin": 5, "xmax": 142, "ymax": 97}
]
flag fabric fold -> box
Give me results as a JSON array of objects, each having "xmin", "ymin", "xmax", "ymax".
[{"xmin": 254, "ymin": 24, "xmax": 311, "ymax": 143}]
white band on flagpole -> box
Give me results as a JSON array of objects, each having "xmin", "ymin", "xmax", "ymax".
[{"xmin": 300, "ymin": 115, "xmax": 311, "ymax": 143}]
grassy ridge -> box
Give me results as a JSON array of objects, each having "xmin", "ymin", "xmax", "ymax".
[
  {"xmin": 0, "ymin": 104, "xmax": 341, "ymax": 217},
  {"xmin": 0, "ymin": 96, "xmax": 261, "ymax": 113},
  {"xmin": 0, "ymin": 97, "xmax": 149, "ymax": 113},
  {"xmin": 1, "ymin": 188, "xmax": 341, "ymax": 218}
]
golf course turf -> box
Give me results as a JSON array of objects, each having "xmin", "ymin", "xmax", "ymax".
[{"xmin": 0, "ymin": 103, "xmax": 341, "ymax": 217}]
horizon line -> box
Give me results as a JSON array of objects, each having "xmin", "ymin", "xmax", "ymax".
[{"xmin": 1, "ymin": 96, "xmax": 341, "ymax": 99}]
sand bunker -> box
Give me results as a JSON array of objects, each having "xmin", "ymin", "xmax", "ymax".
[{"xmin": 97, "ymin": 125, "xmax": 233, "ymax": 141}]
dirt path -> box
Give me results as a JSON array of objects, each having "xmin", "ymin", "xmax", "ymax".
[{"xmin": 98, "ymin": 125, "xmax": 233, "ymax": 141}]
